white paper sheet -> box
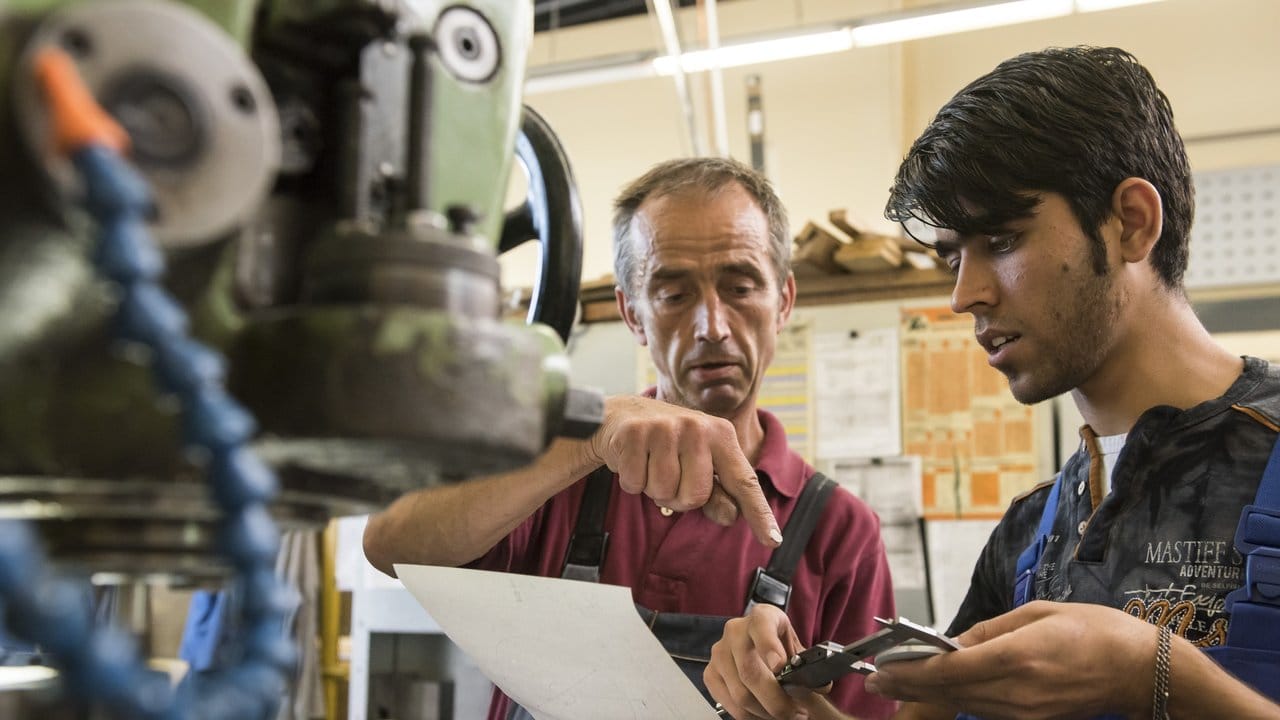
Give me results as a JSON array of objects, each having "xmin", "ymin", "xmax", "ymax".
[
  {"xmin": 830, "ymin": 457, "xmax": 923, "ymax": 523},
  {"xmin": 394, "ymin": 564, "xmax": 720, "ymax": 720},
  {"xmin": 813, "ymin": 328, "xmax": 901, "ymax": 460},
  {"xmin": 831, "ymin": 457, "xmax": 926, "ymax": 590},
  {"xmin": 924, "ymin": 519, "xmax": 999, "ymax": 631}
]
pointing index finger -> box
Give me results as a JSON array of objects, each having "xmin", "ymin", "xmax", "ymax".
[{"xmin": 713, "ymin": 446, "xmax": 781, "ymax": 548}]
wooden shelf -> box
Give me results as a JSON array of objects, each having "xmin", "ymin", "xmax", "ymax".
[
  {"xmin": 568, "ymin": 267, "xmax": 956, "ymax": 324},
  {"xmin": 792, "ymin": 266, "xmax": 956, "ymax": 307},
  {"xmin": 579, "ymin": 279, "xmax": 621, "ymax": 323}
]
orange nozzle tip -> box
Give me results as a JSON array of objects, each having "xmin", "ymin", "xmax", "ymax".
[{"xmin": 33, "ymin": 47, "xmax": 129, "ymax": 157}]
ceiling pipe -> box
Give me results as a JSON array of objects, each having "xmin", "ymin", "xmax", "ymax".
[
  {"xmin": 649, "ymin": 0, "xmax": 705, "ymax": 156},
  {"xmin": 701, "ymin": 0, "xmax": 729, "ymax": 157}
]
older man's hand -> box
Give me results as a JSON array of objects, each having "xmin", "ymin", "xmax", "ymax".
[{"xmin": 590, "ymin": 395, "xmax": 782, "ymax": 547}]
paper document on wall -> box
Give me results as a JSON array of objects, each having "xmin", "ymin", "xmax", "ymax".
[
  {"xmin": 394, "ymin": 564, "xmax": 719, "ymax": 720},
  {"xmin": 813, "ymin": 328, "xmax": 901, "ymax": 460},
  {"xmin": 831, "ymin": 457, "xmax": 926, "ymax": 590},
  {"xmin": 924, "ymin": 518, "xmax": 999, "ymax": 630}
]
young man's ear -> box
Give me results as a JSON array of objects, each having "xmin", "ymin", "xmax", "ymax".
[
  {"xmin": 1112, "ymin": 177, "xmax": 1163, "ymax": 264},
  {"xmin": 616, "ymin": 286, "xmax": 648, "ymax": 346}
]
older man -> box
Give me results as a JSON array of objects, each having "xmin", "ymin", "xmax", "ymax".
[{"xmin": 364, "ymin": 157, "xmax": 896, "ymax": 720}]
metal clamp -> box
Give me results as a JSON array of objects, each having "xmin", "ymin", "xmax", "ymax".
[
  {"xmin": 777, "ymin": 616, "xmax": 959, "ymax": 689},
  {"xmin": 713, "ymin": 616, "xmax": 956, "ymax": 718}
]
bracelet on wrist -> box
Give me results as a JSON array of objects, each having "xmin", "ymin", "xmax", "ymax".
[{"xmin": 1153, "ymin": 624, "xmax": 1172, "ymax": 720}]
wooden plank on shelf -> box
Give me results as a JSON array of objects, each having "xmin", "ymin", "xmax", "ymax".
[
  {"xmin": 828, "ymin": 209, "xmax": 865, "ymax": 240},
  {"xmin": 792, "ymin": 222, "xmax": 847, "ymax": 276},
  {"xmin": 833, "ymin": 236, "xmax": 903, "ymax": 273},
  {"xmin": 831, "ymin": 209, "xmax": 928, "ymax": 254}
]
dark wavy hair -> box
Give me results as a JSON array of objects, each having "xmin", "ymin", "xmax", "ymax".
[
  {"xmin": 612, "ymin": 157, "xmax": 790, "ymax": 298},
  {"xmin": 885, "ymin": 46, "xmax": 1193, "ymax": 289}
]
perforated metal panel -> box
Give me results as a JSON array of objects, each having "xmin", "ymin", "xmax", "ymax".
[{"xmin": 1186, "ymin": 164, "xmax": 1280, "ymax": 289}]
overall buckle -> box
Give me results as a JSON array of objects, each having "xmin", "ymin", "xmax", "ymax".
[
  {"xmin": 1226, "ymin": 547, "xmax": 1280, "ymax": 611},
  {"xmin": 745, "ymin": 567, "xmax": 791, "ymax": 611},
  {"xmin": 1233, "ymin": 503, "xmax": 1280, "ymax": 554}
]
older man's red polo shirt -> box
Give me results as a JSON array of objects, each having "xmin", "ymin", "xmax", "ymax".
[{"xmin": 472, "ymin": 406, "xmax": 897, "ymax": 720}]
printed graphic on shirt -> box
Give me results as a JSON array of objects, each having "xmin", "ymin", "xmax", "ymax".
[{"xmin": 1120, "ymin": 537, "xmax": 1244, "ymax": 647}]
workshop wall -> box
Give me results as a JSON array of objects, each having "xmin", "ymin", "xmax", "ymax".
[
  {"xmin": 904, "ymin": 0, "xmax": 1280, "ymax": 173},
  {"xmin": 501, "ymin": 0, "xmax": 1280, "ymax": 291}
]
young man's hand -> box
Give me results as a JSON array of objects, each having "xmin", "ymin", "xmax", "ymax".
[{"xmin": 867, "ymin": 601, "xmax": 1154, "ymax": 719}]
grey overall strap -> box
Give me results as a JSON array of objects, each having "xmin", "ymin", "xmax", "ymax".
[
  {"xmin": 560, "ymin": 465, "xmax": 614, "ymax": 582},
  {"xmin": 745, "ymin": 471, "xmax": 837, "ymax": 612}
]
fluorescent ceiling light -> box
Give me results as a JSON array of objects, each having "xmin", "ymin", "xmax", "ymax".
[
  {"xmin": 1074, "ymin": 0, "xmax": 1163, "ymax": 10},
  {"xmin": 653, "ymin": 29, "xmax": 853, "ymax": 75},
  {"xmin": 850, "ymin": 0, "xmax": 1073, "ymax": 47}
]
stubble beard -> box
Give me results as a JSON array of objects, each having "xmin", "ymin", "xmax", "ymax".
[{"xmin": 1007, "ymin": 264, "xmax": 1122, "ymax": 405}]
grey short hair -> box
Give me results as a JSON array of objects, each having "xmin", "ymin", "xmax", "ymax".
[{"xmin": 612, "ymin": 157, "xmax": 791, "ymax": 298}]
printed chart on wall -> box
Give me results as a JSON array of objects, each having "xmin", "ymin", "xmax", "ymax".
[
  {"xmin": 636, "ymin": 321, "xmax": 814, "ymax": 462},
  {"xmin": 759, "ymin": 321, "xmax": 813, "ymax": 462},
  {"xmin": 900, "ymin": 306, "xmax": 1037, "ymax": 519}
]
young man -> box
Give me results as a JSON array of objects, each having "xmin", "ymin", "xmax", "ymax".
[
  {"xmin": 364, "ymin": 157, "xmax": 896, "ymax": 720},
  {"xmin": 704, "ymin": 47, "xmax": 1280, "ymax": 720}
]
